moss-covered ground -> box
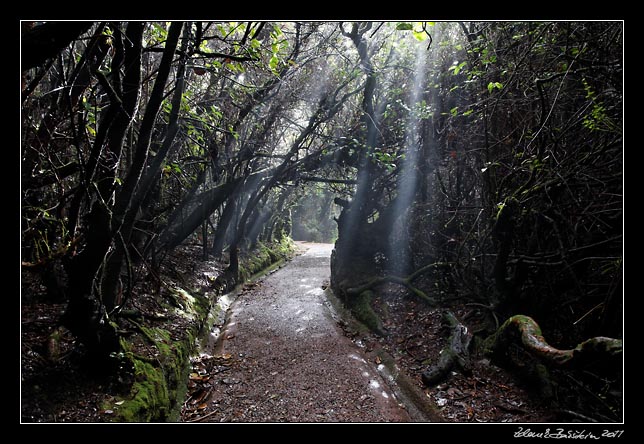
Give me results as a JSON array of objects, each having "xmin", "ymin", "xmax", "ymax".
[{"xmin": 103, "ymin": 239, "xmax": 295, "ymax": 422}]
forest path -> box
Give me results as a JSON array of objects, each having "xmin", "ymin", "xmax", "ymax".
[{"xmin": 181, "ymin": 242, "xmax": 412, "ymax": 423}]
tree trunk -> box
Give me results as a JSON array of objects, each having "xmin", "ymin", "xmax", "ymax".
[
  {"xmin": 111, "ymin": 22, "xmax": 183, "ymax": 234},
  {"xmin": 262, "ymin": 188, "xmax": 291, "ymax": 243},
  {"xmin": 163, "ymin": 169, "xmax": 208, "ymax": 237},
  {"xmin": 67, "ymin": 22, "xmax": 144, "ymax": 239},
  {"xmin": 160, "ymin": 178, "xmax": 247, "ymax": 252},
  {"xmin": 485, "ymin": 314, "xmax": 622, "ymax": 367},
  {"xmin": 247, "ymin": 207, "xmax": 272, "ymax": 249},
  {"xmin": 211, "ymin": 195, "xmax": 239, "ymax": 258},
  {"xmin": 331, "ymin": 23, "xmax": 384, "ymax": 296},
  {"xmin": 61, "ymin": 21, "xmax": 142, "ymax": 361},
  {"xmin": 61, "ymin": 22, "xmax": 182, "ymax": 362},
  {"xmin": 99, "ymin": 22, "xmax": 185, "ymax": 314},
  {"xmin": 21, "ymin": 21, "xmax": 94, "ymax": 71},
  {"xmin": 23, "ymin": 23, "xmax": 111, "ymax": 263}
]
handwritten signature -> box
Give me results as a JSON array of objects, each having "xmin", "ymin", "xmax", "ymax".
[{"xmin": 514, "ymin": 427, "xmax": 624, "ymax": 439}]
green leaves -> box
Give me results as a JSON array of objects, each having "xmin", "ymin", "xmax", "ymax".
[
  {"xmin": 395, "ymin": 21, "xmax": 433, "ymax": 41},
  {"xmin": 487, "ymin": 81, "xmax": 504, "ymax": 93},
  {"xmin": 413, "ymin": 99, "xmax": 433, "ymax": 120},
  {"xmin": 480, "ymin": 47, "xmax": 497, "ymax": 65},
  {"xmin": 372, "ymin": 150, "xmax": 401, "ymax": 172},
  {"xmin": 148, "ymin": 22, "xmax": 169, "ymax": 45},
  {"xmin": 162, "ymin": 162, "xmax": 182, "ymax": 176},
  {"xmin": 581, "ymin": 80, "xmax": 616, "ymax": 132},
  {"xmin": 269, "ymin": 55, "xmax": 279, "ymax": 73},
  {"xmin": 413, "ymin": 30, "xmax": 428, "ymax": 42},
  {"xmin": 396, "ymin": 23, "xmax": 414, "ymax": 31},
  {"xmin": 268, "ymin": 24, "xmax": 288, "ymax": 76},
  {"xmin": 449, "ymin": 61, "xmax": 467, "ymax": 76}
]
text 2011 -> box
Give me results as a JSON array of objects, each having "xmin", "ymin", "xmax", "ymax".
[{"xmin": 602, "ymin": 430, "xmax": 624, "ymax": 439}]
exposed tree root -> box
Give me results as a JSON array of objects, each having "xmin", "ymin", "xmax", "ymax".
[
  {"xmin": 483, "ymin": 315, "xmax": 622, "ymax": 401},
  {"xmin": 347, "ymin": 290, "xmax": 386, "ymax": 336},
  {"xmin": 345, "ymin": 262, "xmax": 449, "ymax": 305},
  {"xmin": 346, "ymin": 275, "xmax": 434, "ymax": 305},
  {"xmin": 421, "ymin": 311, "xmax": 472, "ymax": 386},
  {"xmin": 484, "ymin": 315, "xmax": 622, "ymax": 367}
]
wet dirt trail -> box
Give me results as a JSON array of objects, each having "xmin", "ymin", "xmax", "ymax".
[{"xmin": 182, "ymin": 242, "xmax": 412, "ymax": 423}]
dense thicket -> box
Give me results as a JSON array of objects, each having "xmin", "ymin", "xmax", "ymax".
[
  {"xmin": 22, "ymin": 21, "xmax": 622, "ymax": 413},
  {"xmin": 22, "ymin": 21, "xmax": 366, "ymax": 361}
]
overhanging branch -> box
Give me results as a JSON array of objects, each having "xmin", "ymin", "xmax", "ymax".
[{"xmin": 299, "ymin": 176, "xmax": 357, "ymax": 185}]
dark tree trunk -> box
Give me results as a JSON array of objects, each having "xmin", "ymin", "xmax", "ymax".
[
  {"xmin": 61, "ymin": 201, "xmax": 119, "ymax": 365},
  {"xmin": 211, "ymin": 195, "xmax": 238, "ymax": 258},
  {"xmin": 111, "ymin": 22, "xmax": 184, "ymax": 234},
  {"xmin": 23, "ymin": 23, "xmax": 112, "ymax": 264},
  {"xmin": 262, "ymin": 188, "xmax": 291, "ymax": 243},
  {"xmin": 61, "ymin": 22, "xmax": 183, "ymax": 361},
  {"xmin": 332, "ymin": 22, "xmax": 384, "ymax": 295},
  {"xmin": 62, "ymin": 23, "xmax": 144, "ymax": 362},
  {"xmin": 21, "ymin": 21, "xmax": 94, "ymax": 71},
  {"xmin": 101, "ymin": 22, "xmax": 186, "ymax": 312},
  {"xmin": 248, "ymin": 207, "xmax": 272, "ymax": 249},
  {"xmin": 159, "ymin": 178, "xmax": 245, "ymax": 252},
  {"xmin": 161, "ymin": 168, "xmax": 208, "ymax": 241},
  {"xmin": 66, "ymin": 22, "xmax": 144, "ymax": 239}
]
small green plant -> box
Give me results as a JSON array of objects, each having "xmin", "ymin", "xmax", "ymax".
[{"xmin": 487, "ymin": 81, "xmax": 503, "ymax": 93}]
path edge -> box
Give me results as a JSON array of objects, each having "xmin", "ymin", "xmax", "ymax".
[{"xmin": 323, "ymin": 287, "xmax": 442, "ymax": 423}]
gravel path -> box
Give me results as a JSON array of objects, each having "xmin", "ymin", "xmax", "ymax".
[{"xmin": 184, "ymin": 242, "xmax": 411, "ymax": 423}]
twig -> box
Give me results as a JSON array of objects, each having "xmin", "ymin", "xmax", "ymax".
[
  {"xmin": 465, "ymin": 302, "xmax": 499, "ymax": 330},
  {"xmin": 564, "ymin": 373, "xmax": 617, "ymax": 416},
  {"xmin": 185, "ymin": 409, "xmax": 219, "ymax": 423},
  {"xmin": 557, "ymin": 409, "xmax": 599, "ymax": 423},
  {"xmin": 493, "ymin": 401, "xmax": 528, "ymax": 414},
  {"xmin": 573, "ymin": 302, "xmax": 604, "ymax": 326}
]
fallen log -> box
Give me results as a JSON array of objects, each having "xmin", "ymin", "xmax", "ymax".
[{"xmin": 421, "ymin": 311, "xmax": 472, "ymax": 386}]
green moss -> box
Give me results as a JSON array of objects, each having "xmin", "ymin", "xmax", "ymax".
[
  {"xmin": 103, "ymin": 239, "xmax": 295, "ymax": 422},
  {"xmin": 107, "ymin": 289, "xmax": 205, "ymax": 422},
  {"xmin": 239, "ymin": 238, "xmax": 295, "ymax": 282},
  {"xmin": 109, "ymin": 325, "xmax": 196, "ymax": 422},
  {"xmin": 511, "ymin": 314, "xmax": 542, "ymax": 336},
  {"xmin": 349, "ymin": 290, "xmax": 385, "ymax": 336},
  {"xmin": 115, "ymin": 358, "xmax": 171, "ymax": 422},
  {"xmin": 484, "ymin": 314, "xmax": 543, "ymax": 357}
]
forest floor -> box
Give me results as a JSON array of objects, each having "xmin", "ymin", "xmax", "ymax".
[
  {"xmin": 21, "ymin": 241, "xmax": 557, "ymax": 423},
  {"xmin": 181, "ymin": 243, "xmax": 411, "ymax": 422},
  {"xmin": 180, "ymin": 242, "xmax": 554, "ymax": 423}
]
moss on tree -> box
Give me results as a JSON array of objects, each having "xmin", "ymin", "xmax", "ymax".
[
  {"xmin": 484, "ymin": 314, "xmax": 622, "ymax": 367},
  {"xmin": 348, "ymin": 290, "xmax": 385, "ymax": 336},
  {"xmin": 483, "ymin": 314, "xmax": 622, "ymax": 400}
]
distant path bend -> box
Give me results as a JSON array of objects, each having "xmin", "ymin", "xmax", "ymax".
[{"xmin": 193, "ymin": 242, "xmax": 411, "ymax": 422}]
